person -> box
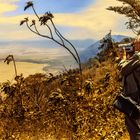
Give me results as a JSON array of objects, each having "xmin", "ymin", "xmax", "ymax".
[{"xmin": 119, "ymin": 52, "xmax": 140, "ymax": 140}]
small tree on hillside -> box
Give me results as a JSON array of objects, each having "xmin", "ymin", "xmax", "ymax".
[
  {"xmin": 107, "ymin": 0, "xmax": 140, "ymax": 35},
  {"xmin": 20, "ymin": 1, "xmax": 82, "ymax": 75},
  {"xmin": 97, "ymin": 31, "xmax": 116, "ymax": 62}
]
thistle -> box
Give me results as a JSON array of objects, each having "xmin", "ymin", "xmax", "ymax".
[
  {"xmin": 24, "ymin": 1, "xmax": 33, "ymax": 11},
  {"xmin": 4, "ymin": 55, "xmax": 17, "ymax": 77},
  {"xmin": 20, "ymin": 17, "xmax": 29, "ymax": 26}
]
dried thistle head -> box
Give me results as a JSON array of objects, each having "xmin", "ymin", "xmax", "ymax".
[
  {"xmin": 30, "ymin": 19, "xmax": 36, "ymax": 27},
  {"xmin": 39, "ymin": 12, "xmax": 54, "ymax": 25},
  {"xmin": 45, "ymin": 12, "xmax": 54, "ymax": 19},
  {"xmin": 24, "ymin": 1, "xmax": 33, "ymax": 11},
  {"xmin": 20, "ymin": 17, "xmax": 29, "ymax": 26},
  {"xmin": 39, "ymin": 16, "xmax": 49, "ymax": 25},
  {"xmin": 4, "ymin": 55, "xmax": 13, "ymax": 65}
]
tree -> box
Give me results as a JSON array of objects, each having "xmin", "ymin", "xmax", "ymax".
[
  {"xmin": 97, "ymin": 31, "xmax": 116, "ymax": 62},
  {"xmin": 107, "ymin": 0, "xmax": 140, "ymax": 35},
  {"xmin": 20, "ymin": 1, "xmax": 82, "ymax": 75}
]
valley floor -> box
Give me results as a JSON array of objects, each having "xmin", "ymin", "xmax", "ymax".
[{"xmin": 0, "ymin": 62, "xmax": 46, "ymax": 83}]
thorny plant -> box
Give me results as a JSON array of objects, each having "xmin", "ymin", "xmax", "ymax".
[
  {"xmin": 4, "ymin": 55, "xmax": 17, "ymax": 77},
  {"xmin": 20, "ymin": 1, "xmax": 82, "ymax": 76}
]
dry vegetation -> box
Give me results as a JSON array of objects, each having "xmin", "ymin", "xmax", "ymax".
[
  {"xmin": 0, "ymin": 1, "xmax": 131, "ymax": 139},
  {"xmin": 0, "ymin": 57, "xmax": 128, "ymax": 140},
  {"xmin": 0, "ymin": 21, "xmax": 129, "ymax": 139}
]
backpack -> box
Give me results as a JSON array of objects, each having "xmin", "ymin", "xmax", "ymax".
[
  {"xmin": 121, "ymin": 52, "xmax": 140, "ymax": 98},
  {"xmin": 114, "ymin": 52, "xmax": 140, "ymax": 119}
]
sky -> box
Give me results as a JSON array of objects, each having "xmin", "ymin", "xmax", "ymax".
[{"xmin": 0, "ymin": 0, "xmax": 136, "ymax": 42}]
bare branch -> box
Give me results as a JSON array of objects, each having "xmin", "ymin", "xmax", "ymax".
[
  {"xmin": 50, "ymin": 19, "xmax": 82, "ymax": 73},
  {"xmin": 22, "ymin": 2, "xmax": 82, "ymax": 75},
  {"xmin": 31, "ymin": 6, "xmax": 53, "ymax": 38},
  {"xmin": 30, "ymin": 7, "xmax": 79, "ymax": 65},
  {"xmin": 26, "ymin": 22, "xmax": 51, "ymax": 39}
]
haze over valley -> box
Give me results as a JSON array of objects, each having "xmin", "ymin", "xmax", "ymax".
[
  {"xmin": 0, "ymin": 35, "xmax": 131, "ymax": 82},
  {"xmin": 0, "ymin": 39, "xmax": 95, "ymax": 82}
]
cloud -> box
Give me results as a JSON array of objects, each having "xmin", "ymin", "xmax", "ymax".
[
  {"xmin": 0, "ymin": 0, "xmax": 135, "ymax": 41},
  {"xmin": 0, "ymin": 0, "xmax": 18, "ymax": 14},
  {"xmin": 0, "ymin": 0, "xmax": 19, "ymax": 2},
  {"xmin": 0, "ymin": 25, "xmax": 37, "ymax": 40},
  {"xmin": 53, "ymin": 0, "xmax": 135, "ymax": 39},
  {"xmin": 0, "ymin": 4, "xmax": 17, "ymax": 14}
]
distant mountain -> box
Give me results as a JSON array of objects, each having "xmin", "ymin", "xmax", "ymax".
[
  {"xmin": 112, "ymin": 35, "xmax": 132, "ymax": 42},
  {"xmin": 80, "ymin": 41, "xmax": 99, "ymax": 62},
  {"xmin": 80, "ymin": 35, "xmax": 132, "ymax": 62}
]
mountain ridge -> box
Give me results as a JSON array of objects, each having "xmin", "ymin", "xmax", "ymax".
[{"xmin": 80, "ymin": 35, "xmax": 133, "ymax": 62}]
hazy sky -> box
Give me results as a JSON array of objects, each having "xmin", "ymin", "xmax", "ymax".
[{"xmin": 0, "ymin": 0, "xmax": 135, "ymax": 41}]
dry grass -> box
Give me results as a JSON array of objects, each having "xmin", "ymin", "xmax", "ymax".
[{"xmin": 0, "ymin": 58, "xmax": 127, "ymax": 140}]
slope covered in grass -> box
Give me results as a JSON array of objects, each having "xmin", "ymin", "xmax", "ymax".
[{"xmin": 0, "ymin": 57, "xmax": 128, "ymax": 140}]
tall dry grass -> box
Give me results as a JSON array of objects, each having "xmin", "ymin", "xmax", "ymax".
[{"xmin": 0, "ymin": 58, "xmax": 127, "ymax": 140}]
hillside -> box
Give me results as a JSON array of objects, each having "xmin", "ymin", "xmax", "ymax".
[
  {"xmin": 0, "ymin": 56, "xmax": 127, "ymax": 139},
  {"xmin": 0, "ymin": 32, "xmax": 129, "ymax": 139}
]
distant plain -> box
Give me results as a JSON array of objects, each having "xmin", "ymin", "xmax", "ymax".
[{"xmin": 0, "ymin": 62, "xmax": 46, "ymax": 83}]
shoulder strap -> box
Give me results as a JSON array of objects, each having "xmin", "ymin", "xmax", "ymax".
[
  {"xmin": 123, "ymin": 72, "xmax": 140, "ymax": 103},
  {"xmin": 121, "ymin": 59, "xmax": 140, "ymax": 76},
  {"xmin": 133, "ymin": 72, "xmax": 140, "ymax": 90},
  {"xmin": 132, "ymin": 72, "xmax": 140, "ymax": 104}
]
